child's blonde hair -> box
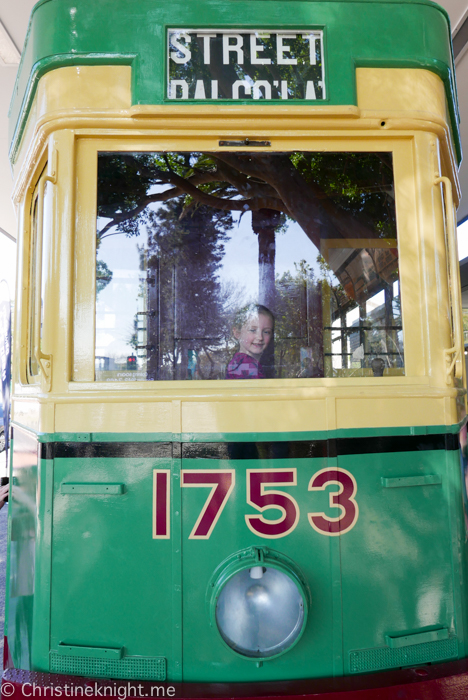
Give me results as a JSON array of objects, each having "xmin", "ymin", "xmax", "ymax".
[{"xmin": 232, "ymin": 303, "xmax": 275, "ymax": 332}]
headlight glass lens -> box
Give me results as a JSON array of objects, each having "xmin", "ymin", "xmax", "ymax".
[{"xmin": 215, "ymin": 566, "xmax": 305, "ymax": 658}]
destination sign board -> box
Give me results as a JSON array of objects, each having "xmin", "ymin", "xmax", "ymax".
[{"xmin": 167, "ymin": 29, "xmax": 325, "ymax": 101}]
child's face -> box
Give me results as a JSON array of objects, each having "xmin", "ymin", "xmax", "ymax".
[{"xmin": 233, "ymin": 313, "xmax": 273, "ymax": 360}]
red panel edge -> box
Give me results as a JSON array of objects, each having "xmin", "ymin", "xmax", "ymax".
[
  {"xmin": 3, "ymin": 636, "xmax": 14, "ymax": 671},
  {"xmin": 4, "ymin": 660, "xmax": 468, "ymax": 700}
]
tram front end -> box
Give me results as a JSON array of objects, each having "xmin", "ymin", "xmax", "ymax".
[{"xmin": 3, "ymin": 0, "xmax": 468, "ymax": 698}]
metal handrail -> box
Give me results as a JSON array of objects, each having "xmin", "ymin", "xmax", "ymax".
[{"xmin": 435, "ymin": 175, "xmax": 464, "ymax": 384}]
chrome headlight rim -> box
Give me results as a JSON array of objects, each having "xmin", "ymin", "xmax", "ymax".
[{"xmin": 207, "ymin": 547, "xmax": 309, "ymax": 661}]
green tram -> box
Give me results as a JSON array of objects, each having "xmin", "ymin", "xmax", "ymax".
[{"xmin": 3, "ymin": 0, "xmax": 468, "ymax": 697}]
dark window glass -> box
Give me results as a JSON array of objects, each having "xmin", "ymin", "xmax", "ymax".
[{"xmin": 95, "ymin": 151, "xmax": 403, "ymax": 381}]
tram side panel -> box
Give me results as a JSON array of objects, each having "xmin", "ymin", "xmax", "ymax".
[
  {"xmin": 340, "ymin": 438, "xmax": 463, "ymax": 674},
  {"xmin": 7, "ymin": 429, "xmax": 40, "ymax": 671},
  {"xmin": 48, "ymin": 445, "xmax": 173, "ymax": 681}
]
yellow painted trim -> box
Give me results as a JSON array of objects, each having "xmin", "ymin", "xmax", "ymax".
[
  {"xmin": 36, "ymin": 66, "xmax": 132, "ymax": 114},
  {"xmin": 52, "ymin": 394, "xmax": 453, "ymax": 433},
  {"xmin": 15, "ymin": 153, "xmax": 48, "ymax": 389},
  {"xmin": 356, "ymin": 67, "xmax": 460, "ymax": 204},
  {"xmin": 73, "ymin": 134, "xmax": 422, "ymax": 383},
  {"xmin": 12, "ymin": 66, "xmax": 460, "ymax": 203},
  {"xmin": 49, "ymin": 130, "xmax": 77, "ymax": 394},
  {"xmin": 9, "ymin": 65, "xmax": 466, "ymax": 434},
  {"xmin": 74, "ymin": 138, "xmax": 97, "ymax": 383},
  {"xmin": 61, "ymin": 380, "xmax": 464, "ymax": 407},
  {"xmin": 356, "ymin": 68, "xmax": 447, "ymax": 123},
  {"xmin": 11, "ymin": 66, "xmax": 132, "ymax": 201},
  {"xmin": 10, "ymin": 383, "xmax": 465, "ymax": 435},
  {"xmin": 13, "ymin": 116, "xmax": 460, "ymax": 205}
]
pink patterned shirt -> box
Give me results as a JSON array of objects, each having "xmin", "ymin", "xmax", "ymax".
[{"xmin": 226, "ymin": 352, "xmax": 265, "ymax": 379}]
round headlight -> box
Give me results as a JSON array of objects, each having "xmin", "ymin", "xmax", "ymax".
[{"xmin": 215, "ymin": 565, "xmax": 305, "ymax": 658}]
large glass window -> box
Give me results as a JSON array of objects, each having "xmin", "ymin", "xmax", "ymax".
[{"xmin": 95, "ymin": 151, "xmax": 403, "ymax": 381}]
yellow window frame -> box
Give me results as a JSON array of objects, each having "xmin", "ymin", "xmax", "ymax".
[{"xmin": 72, "ymin": 133, "xmax": 427, "ymax": 391}]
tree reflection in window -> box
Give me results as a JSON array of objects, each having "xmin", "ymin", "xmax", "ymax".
[{"xmin": 95, "ymin": 151, "xmax": 402, "ymax": 381}]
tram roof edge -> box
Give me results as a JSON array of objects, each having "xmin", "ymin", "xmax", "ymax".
[{"xmin": 8, "ymin": 0, "xmax": 462, "ymax": 165}]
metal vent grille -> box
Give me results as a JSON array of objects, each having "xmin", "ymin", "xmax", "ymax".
[
  {"xmin": 49, "ymin": 653, "xmax": 166, "ymax": 681},
  {"xmin": 349, "ymin": 637, "xmax": 457, "ymax": 673}
]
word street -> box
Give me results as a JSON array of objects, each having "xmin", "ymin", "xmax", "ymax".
[{"xmin": 167, "ymin": 29, "xmax": 325, "ymax": 101}]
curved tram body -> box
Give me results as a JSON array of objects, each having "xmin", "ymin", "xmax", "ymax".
[{"xmin": 3, "ymin": 0, "xmax": 468, "ymax": 697}]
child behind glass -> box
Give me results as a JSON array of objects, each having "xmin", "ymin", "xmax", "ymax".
[{"xmin": 226, "ymin": 304, "xmax": 274, "ymax": 379}]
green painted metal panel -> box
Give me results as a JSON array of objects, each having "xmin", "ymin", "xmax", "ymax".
[
  {"xmin": 57, "ymin": 644, "xmax": 123, "ymax": 659},
  {"xmin": 170, "ymin": 457, "xmax": 183, "ymax": 681},
  {"xmin": 31, "ymin": 446, "xmax": 54, "ymax": 671},
  {"xmin": 180, "ymin": 455, "xmax": 334, "ymax": 682},
  {"xmin": 7, "ymin": 422, "xmax": 467, "ymax": 680},
  {"xmin": 385, "ymin": 628, "xmax": 449, "ymax": 648},
  {"xmin": 339, "ymin": 448, "xmax": 459, "ymax": 673},
  {"xmin": 349, "ymin": 637, "xmax": 458, "ymax": 672},
  {"xmin": 381, "ymin": 474, "xmax": 442, "ymax": 487},
  {"xmin": 61, "ymin": 482, "xmax": 125, "ymax": 495},
  {"xmin": 4, "ymin": 445, "xmax": 12, "ymax": 638},
  {"xmin": 50, "ymin": 454, "xmax": 174, "ymax": 670},
  {"xmin": 8, "ymin": 429, "xmax": 39, "ymax": 671},
  {"xmin": 444, "ymin": 447, "xmax": 468, "ymax": 659},
  {"xmin": 9, "ymin": 0, "xmax": 460, "ymax": 164},
  {"xmin": 49, "ymin": 652, "xmax": 167, "ymax": 680}
]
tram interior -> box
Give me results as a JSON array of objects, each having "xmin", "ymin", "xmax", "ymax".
[{"xmin": 94, "ymin": 151, "xmax": 404, "ymax": 381}]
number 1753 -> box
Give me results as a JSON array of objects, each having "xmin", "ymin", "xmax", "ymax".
[{"xmin": 153, "ymin": 467, "xmax": 358, "ymax": 540}]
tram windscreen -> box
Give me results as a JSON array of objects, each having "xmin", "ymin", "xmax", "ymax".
[{"xmin": 95, "ymin": 151, "xmax": 403, "ymax": 381}]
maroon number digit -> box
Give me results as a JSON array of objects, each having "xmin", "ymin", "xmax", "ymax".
[
  {"xmin": 246, "ymin": 469, "xmax": 299, "ymax": 538},
  {"xmin": 308, "ymin": 467, "xmax": 358, "ymax": 536},
  {"xmin": 153, "ymin": 469, "xmax": 170, "ymax": 539},
  {"xmin": 181, "ymin": 470, "xmax": 235, "ymax": 539}
]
